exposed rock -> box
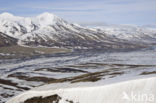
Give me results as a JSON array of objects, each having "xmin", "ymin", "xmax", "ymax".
[{"xmin": 0, "ymin": 32, "xmax": 17, "ymax": 47}]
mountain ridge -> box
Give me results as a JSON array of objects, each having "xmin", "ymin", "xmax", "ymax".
[{"xmin": 0, "ymin": 12, "xmax": 155, "ymax": 50}]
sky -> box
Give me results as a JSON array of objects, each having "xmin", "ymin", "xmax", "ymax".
[{"xmin": 0, "ymin": 0, "xmax": 156, "ymax": 26}]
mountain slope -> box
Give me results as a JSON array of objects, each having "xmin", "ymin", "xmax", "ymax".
[
  {"xmin": 0, "ymin": 32, "xmax": 17, "ymax": 47},
  {"xmin": 0, "ymin": 12, "xmax": 155, "ymax": 50},
  {"xmin": 94, "ymin": 25, "xmax": 156, "ymax": 43}
]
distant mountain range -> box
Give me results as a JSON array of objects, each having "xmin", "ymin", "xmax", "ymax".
[{"xmin": 0, "ymin": 12, "xmax": 156, "ymax": 50}]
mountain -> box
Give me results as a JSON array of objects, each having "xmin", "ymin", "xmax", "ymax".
[
  {"xmin": 0, "ymin": 32, "xmax": 17, "ymax": 47},
  {"xmin": 93, "ymin": 24, "xmax": 156, "ymax": 42},
  {"xmin": 0, "ymin": 12, "xmax": 156, "ymax": 50}
]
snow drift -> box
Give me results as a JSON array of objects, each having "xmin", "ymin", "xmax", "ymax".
[{"xmin": 7, "ymin": 76, "xmax": 156, "ymax": 103}]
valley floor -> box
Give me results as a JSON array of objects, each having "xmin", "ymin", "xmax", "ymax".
[
  {"xmin": 0, "ymin": 48, "xmax": 156, "ymax": 103},
  {"xmin": 0, "ymin": 45, "xmax": 71, "ymax": 59}
]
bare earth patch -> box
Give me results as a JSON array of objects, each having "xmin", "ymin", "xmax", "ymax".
[
  {"xmin": 140, "ymin": 71, "xmax": 156, "ymax": 75},
  {"xmin": 23, "ymin": 94, "xmax": 61, "ymax": 103}
]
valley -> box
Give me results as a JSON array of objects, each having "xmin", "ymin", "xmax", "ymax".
[{"xmin": 0, "ymin": 12, "xmax": 156, "ymax": 103}]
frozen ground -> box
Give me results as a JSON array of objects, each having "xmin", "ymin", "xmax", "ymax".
[{"xmin": 0, "ymin": 48, "xmax": 156, "ymax": 103}]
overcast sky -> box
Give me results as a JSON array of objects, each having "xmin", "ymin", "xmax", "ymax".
[{"xmin": 0, "ymin": 0, "xmax": 156, "ymax": 25}]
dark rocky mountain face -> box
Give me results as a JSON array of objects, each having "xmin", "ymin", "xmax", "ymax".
[{"xmin": 0, "ymin": 32, "xmax": 17, "ymax": 47}]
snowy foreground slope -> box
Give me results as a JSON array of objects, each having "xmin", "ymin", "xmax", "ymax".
[{"xmin": 7, "ymin": 76, "xmax": 156, "ymax": 103}]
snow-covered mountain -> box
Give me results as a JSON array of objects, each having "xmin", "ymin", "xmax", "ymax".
[
  {"xmin": 93, "ymin": 25, "xmax": 156, "ymax": 42},
  {"xmin": 0, "ymin": 12, "xmax": 63, "ymax": 38},
  {"xmin": 0, "ymin": 12, "xmax": 156, "ymax": 49}
]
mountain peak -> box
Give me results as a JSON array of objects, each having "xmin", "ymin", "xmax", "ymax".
[
  {"xmin": 36, "ymin": 12, "xmax": 59, "ymax": 26},
  {"xmin": 37, "ymin": 12, "xmax": 55, "ymax": 17}
]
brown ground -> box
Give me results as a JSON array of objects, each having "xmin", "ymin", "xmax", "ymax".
[
  {"xmin": 0, "ymin": 79, "xmax": 30, "ymax": 90},
  {"xmin": 23, "ymin": 94, "xmax": 62, "ymax": 103},
  {"xmin": 140, "ymin": 71, "xmax": 156, "ymax": 75},
  {"xmin": 0, "ymin": 45, "xmax": 71, "ymax": 59}
]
